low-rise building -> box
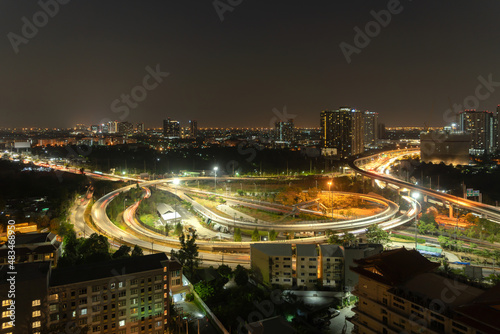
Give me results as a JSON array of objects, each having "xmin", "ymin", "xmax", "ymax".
[
  {"xmin": 250, "ymin": 244, "xmax": 293, "ymax": 287},
  {"xmin": 318, "ymin": 244, "xmax": 344, "ymax": 289},
  {"xmin": 350, "ymin": 247, "xmax": 499, "ymax": 334},
  {"xmin": 296, "ymin": 244, "xmax": 318, "ymax": 288},
  {"xmin": 0, "ymin": 232, "xmax": 61, "ymax": 267}
]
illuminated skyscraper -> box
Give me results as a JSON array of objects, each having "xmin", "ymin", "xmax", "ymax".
[
  {"xmin": 459, "ymin": 110, "xmax": 495, "ymax": 154},
  {"xmin": 363, "ymin": 111, "xmax": 378, "ymax": 145},
  {"xmin": 163, "ymin": 118, "xmax": 180, "ymax": 138},
  {"xmin": 189, "ymin": 120, "xmax": 198, "ymax": 138},
  {"xmin": 275, "ymin": 119, "xmax": 294, "ymax": 144},
  {"xmin": 320, "ymin": 107, "xmax": 364, "ymax": 159}
]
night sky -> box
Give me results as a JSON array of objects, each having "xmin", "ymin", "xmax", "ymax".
[{"xmin": 1, "ymin": 0, "xmax": 500, "ymax": 128}]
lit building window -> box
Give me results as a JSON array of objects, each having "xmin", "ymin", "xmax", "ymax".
[
  {"xmin": 2, "ymin": 322, "xmax": 13, "ymax": 329},
  {"xmin": 32, "ymin": 300, "xmax": 41, "ymax": 307},
  {"xmin": 2, "ymin": 300, "xmax": 12, "ymax": 307},
  {"xmin": 2, "ymin": 311, "xmax": 11, "ymax": 318},
  {"xmin": 32, "ymin": 310, "xmax": 41, "ymax": 317},
  {"xmin": 32, "ymin": 321, "xmax": 41, "ymax": 328},
  {"xmin": 119, "ymin": 320, "xmax": 125, "ymax": 327},
  {"xmin": 81, "ymin": 308, "xmax": 87, "ymax": 315}
]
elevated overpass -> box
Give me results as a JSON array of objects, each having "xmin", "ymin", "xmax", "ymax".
[{"xmin": 349, "ymin": 150, "xmax": 500, "ymax": 222}]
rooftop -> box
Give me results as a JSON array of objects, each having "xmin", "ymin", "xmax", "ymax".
[
  {"xmin": 454, "ymin": 283, "xmax": 500, "ymax": 334},
  {"xmin": 392, "ymin": 272, "xmax": 484, "ymax": 309},
  {"xmin": 320, "ymin": 244, "xmax": 344, "ymax": 258},
  {"xmin": 350, "ymin": 247, "xmax": 440, "ymax": 286},
  {"xmin": 296, "ymin": 244, "xmax": 316, "ymax": 257},
  {"xmin": 0, "ymin": 261, "xmax": 50, "ymax": 284},
  {"xmin": 50, "ymin": 253, "xmax": 170, "ymax": 286},
  {"xmin": 0, "ymin": 232, "xmax": 57, "ymax": 246},
  {"xmin": 251, "ymin": 243, "xmax": 292, "ymax": 257}
]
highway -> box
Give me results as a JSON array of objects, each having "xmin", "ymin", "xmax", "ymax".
[
  {"xmin": 90, "ymin": 182, "xmax": 251, "ymax": 266},
  {"xmin": 350, "ymin": 149, "xmax": 500, "ymax": 222}
]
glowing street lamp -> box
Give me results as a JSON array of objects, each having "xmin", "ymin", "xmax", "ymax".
[
  {"xmin": 411, "ymin": 192, "xmax": 421, "ymax": 249},
  {"xmin": 213, "ymin": 166, "xmax": 218, "ymax": 193},
  {"xmin": 328, "ymin": 181, "xmax": 333, "ymax": 219}
]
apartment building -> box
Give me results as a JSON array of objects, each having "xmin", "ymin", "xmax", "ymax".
[
  {"xmin": 296, "ymin": 244, "xmax": 318, "ymax": 288},
  {"xmin": 250, "ymin": 244, "xmax": 293, "ymax": 287},
  {"xmin": 350, "ymin": 248, "xmax": 499, "ymax": 334},
  {"xmin": 318, "ymin": 244, "xmax": 344, "ymax": 289},
  {"xmin": 0, "ymin": 262, "xmax": 50, "ymax": 334},
  {"xmin": 0, "ymin": 253, "xmax": 183, "ymax": 334},
  {"xmin": 0, "ymin": 232, "xmax": 61, "ymax": 267}
]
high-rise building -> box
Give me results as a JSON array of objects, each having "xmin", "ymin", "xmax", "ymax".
[
  {"xmin": 496, "ymin": 105, "xmax": 500, "ymax": 152},
  {"xmin": 378, "ymin": 123, "xmax": 386, "ymax": 140},
  {"xmin": 459, "ymin": 110, "xmax": 495, "ymax": 154},
  {"xmin": 75, "ymin": 124, "xmax": 87, "ymax": 132},
  {"xmin": 118, "ymin": 121, "xmax": 134, "ymax": 135},
  {"xmin": 136, "ymin": 122, "xmax": 145, "ymax": 133},
  {"xmin": 108, "ymin": 121, "xmax": 119, "ymax": 134},
  {"xmin": 0, "ymin": 254, "xmax": 184, "ymax": 334},
  {"xmin": 163, "ymin": 118, "xmax": 180, "ymax": 138},
  {"xmin": 100, "ymin": 123, "xmax": 109, "ymax": 134},
  {"xmin": 320, "ymin": 107, "xmax": 364, "ymax": 159},
  {"xmin": 189, "ymin": 120, "xmax": 198, "ymax": 138},
  {"xmin": 274, "ymin": 119, "xmax": 294, "ymax": 144},
  {"xmin": 351, "ymin": 109, "xmax": 364, "ymax": 155},
  {"xmin": 363, "ymin": 111, "xmax": 378, "ymax": 145}
]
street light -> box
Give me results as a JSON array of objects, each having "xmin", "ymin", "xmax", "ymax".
[
  {"xmin": 411, "ymin": 192, "xmax": 421, "ymax": 249},
  {"xmin": 328, "ymin": 181, "xmax": 333, "ymax": 220},
  {"xmin": 213, "ymin": 167, "xmax": 218, "ymax": 193},
  {"xmin": 123, "ymin": 198, "xmax": 128, "ymax": 212}
]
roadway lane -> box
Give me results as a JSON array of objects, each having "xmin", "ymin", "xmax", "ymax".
[{"xmin": 350, "ymin": 149, "xmax": 500, "ymax": 222}]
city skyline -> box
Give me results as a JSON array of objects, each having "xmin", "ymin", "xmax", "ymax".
[{"xmin": 2, "ymin": 1, "xmax": 500, "ymax": 128}]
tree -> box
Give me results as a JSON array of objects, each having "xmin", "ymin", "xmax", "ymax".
[
  {"xmin": 251, "ymin": 227, "xmax": 260, "ymax": 241},
  {"xmin": 174, "ymin": 222, "xmax": 183, "ymax": 236},
  {"xmin": 194, "ymin": 281, "xmax": 215, "ymax": 300},
  {"xmin": 173, "ymin": 231, "xmax": 200, "ymax": 278},
  {"xmin": 217, "ymin": 264, "xmax": 232, "ymax": 279},
  {"xmin": 234, "ymin": 265, "xmax": 248, "ymax": 286},
  {"xmin": 80, "ymin": 233, "xmax": 111, "ymax": 264},
  {"xmin": 365, "ymin": 224, "xmax": 390, "ymax": 245},
  {"xmin": 234, "ymin": 228, "xmax": 242, "ymax": 242},
  {"xmin": 328, "ymin": 234, "xmax": 341, "ymax": 245},
  {"xmin": 112, "ymin": 245, "xmax": 131, "ymax": 259},
  {"xmin": 163, "ymin": 223, "xmax": 171, "ymax": 236},
  {"xmin": 50, "ymin": 218, "xmax": 60, "ymax": 231},
  {"xmin": 131, "ymin": 245, "xmax": 144, "ymax": 257},
  {"xmin": 341, "ymin": 232, "xmax": 357, "ymax": 247},
  {"xmin": 269, "ymin": 229, "xmax": 278, "ymax": 241},
  {"xmin": 437, "ymin": 236, "xmax": 450, "ymax": 249}
]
